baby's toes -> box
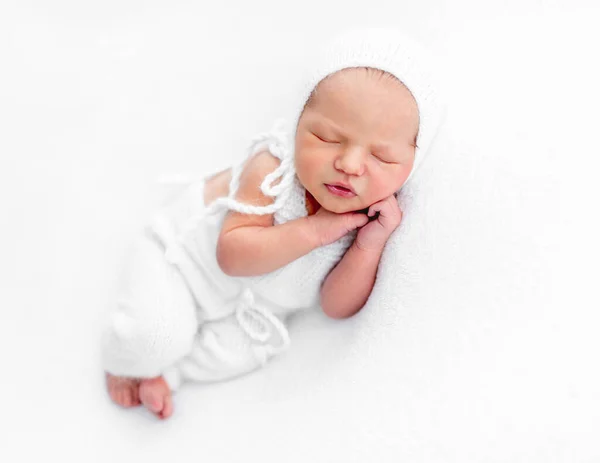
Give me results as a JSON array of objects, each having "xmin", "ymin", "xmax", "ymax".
[
  {"xmin": 108, "ymin": 385, "xmax": 119, "ymax": 404},
  {"xmin": 139, "ymin": 385, "xmax": 163, "ymax": 414},
  {"xmin": 130, "ymin": 384, "xmax": 141, "ymax": 405},
  {"xmin": 122, "ymin": 382, "xmax": 141, "ymax": 406},
  {"xmin": 121, "ymin": 385, "xmax": 138, "ymax": 407},
  {"xmin": 159, "ymin": 394, "xmax": 173, "ymax": 420},
  {"xmin": 108, "ymin": 381, "xmax": 123, "ymax": 404},
  {"xmin": 116, "ymin": 385, "xmax": 130, "ymax": 406},
  {"xmin": 139, "ymin": 377, "xmax": 172, "ymax": 419},
  {"xmin": 118, "ymin": 388, "xmax": 130, "ymax": 406},
  {"xmin": 106, "ymin": 373, "xmax": 141, "ymax": 408}
]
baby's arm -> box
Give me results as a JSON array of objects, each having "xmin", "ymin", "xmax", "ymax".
[
  {"xmin": 320, "ymin": 195, "xmax": 403, "ymax": 319},
  {"xmin": 216, "ymin": 151, "xmax": 366, "ymax": 277},
  {"xmin": 320, "ymin": 242, "xmax": 383, "ymax": 319}
]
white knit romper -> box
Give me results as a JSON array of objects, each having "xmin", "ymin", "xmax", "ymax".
[{"xmin": 101, "ymin": 119, "xmax": 357, "ymax": 391}]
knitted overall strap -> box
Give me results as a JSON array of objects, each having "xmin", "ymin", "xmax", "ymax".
[
  {"xmin": 169, "ymin": 118, "xmax": 295, "ymax": 239},
  {"xmin": 159, "ymin": 118, "xmax": 295, "ymax": 357},
  {"xmin": 208, "ymin": 118, "xmax": 295, "ymax": 217}
]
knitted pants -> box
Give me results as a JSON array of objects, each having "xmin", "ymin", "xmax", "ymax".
[{"xmin": 101, "ymin": 181, "xmax": 285, "ymax": 392}]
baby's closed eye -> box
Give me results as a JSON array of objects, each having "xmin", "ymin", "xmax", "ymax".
[
  {"xmin": 372, "ymin": 153, "xmax": 396, "ymax": 164},
  {"xmin": 312, "ymin": 132, "xmax": 339, "ymax": 144}
]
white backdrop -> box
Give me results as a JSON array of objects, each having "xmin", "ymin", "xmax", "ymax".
[{"xmin": 1, "ymin": 1, "xmax": 599, "ymax": 462}]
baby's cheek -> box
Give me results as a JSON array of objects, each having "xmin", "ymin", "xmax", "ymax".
[
  {"xmin": 298, "ymin": 151, "xmax": 322, "ymax": 177},
  {"xmin": 367, "ymin": 171, "xmax": 399, "ymax": 201},
  {"xmin": 295, "ymin": 154, "xmax": 317, "ymax": 187}
]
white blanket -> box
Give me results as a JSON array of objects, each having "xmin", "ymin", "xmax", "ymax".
[{"xmin": 164, "ymin": 11, "xmax": 599, "ymax": 460}]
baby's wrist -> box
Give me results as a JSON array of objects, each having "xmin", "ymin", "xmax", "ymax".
[
  {"xmin": 301, "ymin": 215, "xmax": 323, "ymax": 249},
  {"xmin": 354, "ymin": 233, "xmax": 388, "ymax": 254}
]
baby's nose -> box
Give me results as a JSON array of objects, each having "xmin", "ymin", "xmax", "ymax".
[{"xmin": 335, "ymin": 149, "xmax": 365, "ymax": 176}]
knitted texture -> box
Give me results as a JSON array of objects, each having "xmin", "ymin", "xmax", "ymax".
[{"xmin": 101, "ymin": 228, "xmax": 199, "ymax": 378}]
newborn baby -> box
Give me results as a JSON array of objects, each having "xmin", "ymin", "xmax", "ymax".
[{"xmin": 102, "ymin": 27, "xmax": 445, "ymax": 419}]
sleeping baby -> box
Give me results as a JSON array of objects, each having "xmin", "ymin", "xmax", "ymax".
[{"xmin": 101, "ymin": 26, "xmax": 445, "ymax": 419}]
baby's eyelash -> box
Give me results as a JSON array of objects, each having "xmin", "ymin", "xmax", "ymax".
[
  {"xmin": 313, "ymin": 133, "xmax": 336, "ymax": 143},
  {"xmin": 373, "ymin": 154, "xmax": 395, "ymax": 164},
  {"xmin": 312, "ymin": 131, "xmax": 397, "ymax": 163}
]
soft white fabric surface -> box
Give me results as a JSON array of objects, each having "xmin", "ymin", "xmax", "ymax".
[{"xmin": 2, "ymin": 2, "xmax": 599, "ymax": 462}]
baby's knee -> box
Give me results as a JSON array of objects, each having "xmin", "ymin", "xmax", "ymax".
[{"xmin": 102, "ymin": 309, "xmax": 197, "ymax": 378}]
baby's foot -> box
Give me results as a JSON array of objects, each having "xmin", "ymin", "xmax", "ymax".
[
  {"xmin": 105, "ymin": 372, "xmax": 141, "ymax": 408},
  {"xmin": 139, "ymin": 376, "xmax": 173, "ymax": 420}
]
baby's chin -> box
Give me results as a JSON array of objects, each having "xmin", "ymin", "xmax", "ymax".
[
  {"xmin": 319, "ymin": 197, "xmax": 370, "ymax": 215},
  {"xmin": 311, "ymin": 184, "xmax": 375, "ymax": 214}
]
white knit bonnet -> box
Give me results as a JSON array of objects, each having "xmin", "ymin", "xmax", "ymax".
[{"xmin": 286, "ymin": 26, "xmax": 447, "ymax": 186}]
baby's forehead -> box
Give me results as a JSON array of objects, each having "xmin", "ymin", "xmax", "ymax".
[
  {"xmin": 318, "ymin": 67, "xmax": 404, "ymax": 89},
  {"xmin": 309, "ymin": 67, "xmax": 415, "ymax": 105},
  {"xmin": 302, "ymin": 67, "xmax": 420, "ymax": 144}
]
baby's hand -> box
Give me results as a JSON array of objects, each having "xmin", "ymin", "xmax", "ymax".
[
  {"xmin": 355, "ymin": 195, "xmax": 403, "ymax": 251},
  {"xmin": 308, "ymin": 207, "xmax": 369, "ymax": 247}
]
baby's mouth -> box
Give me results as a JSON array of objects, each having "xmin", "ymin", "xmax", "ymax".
[
  {"xmin": 332, "ymin": 185, "xmax": 350, "ymax": 192},
  {"xmin": 325, "ymin": 183, "xmax": 357, "ymax": 198}
]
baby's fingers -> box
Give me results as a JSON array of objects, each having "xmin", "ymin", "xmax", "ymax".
[
  {"xmin": 340, "ymin": 212, "xmax": 368, "ymax": 231},
  {"xmin": 367, "ymin": 202, "xmax": 383, "ymax": 217},
  {"xmin": 368, "ymin": 196, "xmax": 402, "ymax": 226},
  {"xmin": 367, "ymin": 198, "xmax": 391, "ymax": 217},
  {"xmin": 351, "ymin": 212, "xmax": 370, "ymax": 228}
]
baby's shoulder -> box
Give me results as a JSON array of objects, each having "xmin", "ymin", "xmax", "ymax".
[
  {"xmin": 219, "ymin": 149, "xmax": 283, "ymax": 232},
  {"xmin": 235, "ymin": 149, "xmax": 283, "ymax": 201},
  {"xmin": 239, "ymin": 149, "xmax": 281, "ymax": 186}
]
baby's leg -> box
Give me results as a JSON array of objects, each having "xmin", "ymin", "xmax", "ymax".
[
  {"xmin": 161, "ymin": 312, "xmax": 286, "ymax": 390},
  {"xmin": 106, "ymin": 311, "xmax": 284, "ymax": 418},
  {"xmin": 102, "ymin": 229, "xmax": 199, "ymax": 416}
]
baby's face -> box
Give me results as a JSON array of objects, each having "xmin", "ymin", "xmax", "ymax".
[{"xmin": 294, "ymin": 67, "xmax": 419, "ymax": 214}]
